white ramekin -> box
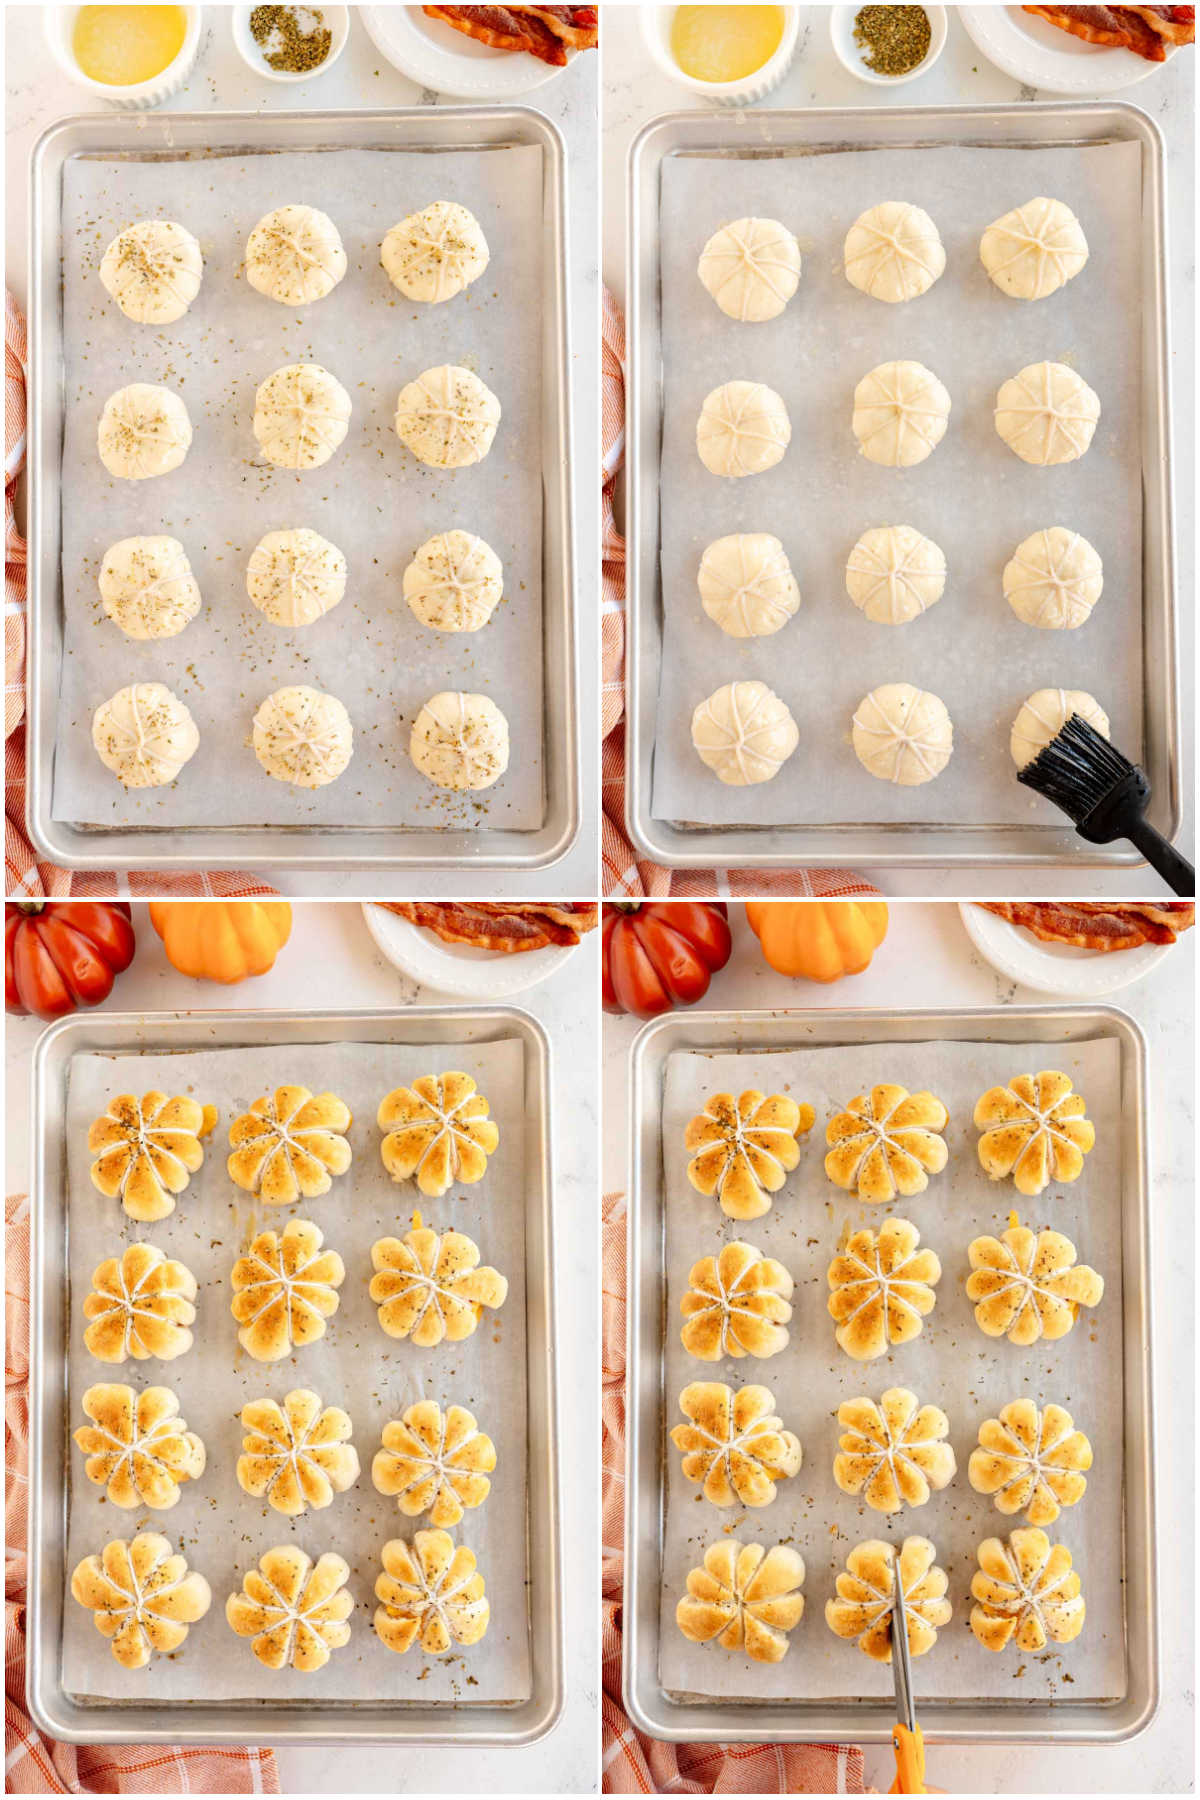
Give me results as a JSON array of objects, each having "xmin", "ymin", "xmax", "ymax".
[
  {"xmin": 829, "ymin": 4, "xmax": 948, "ymax": 86},
  {"xmin": 640, "ymin": 5, "xmax": 800, "ymax": 106},
  {"xmin": 231, "ymin": 5, "xmax": 349, "ymax": 84},
  {"xmin": 44, "ymin": 5, "xmax": 204, "ymax": 109}
]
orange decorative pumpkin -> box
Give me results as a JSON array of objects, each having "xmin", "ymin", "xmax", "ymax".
[
  {"xmin": 148, "ymin": 902, "xmax": 292, "ymax": 985},
  {"xmin": 744, "ymin": 901, "xmax": 888, "ymax": 983}
]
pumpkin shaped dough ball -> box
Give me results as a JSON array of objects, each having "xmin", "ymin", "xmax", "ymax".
[
  {"xmin": 404, "ymin": 531, "xmax": 503, "ymax": 633},
  {"xmin": 378, "ymin": 1071, "xmax": 499, "ymax": 1197},
  {"xmin": 994, "ymin": 361, "xmax": 1099, "ymax": 466},
  {"xmin": 71, "ymin": 1532, "xmax": 211, "ymax": 1668},
  {"xmin": 980, "ymin": 197, "xmax": 1088, "ymax": 301},
  {"xmin": 253, "ymin": 363, "xmax": 351, "ymax": 470},
  {"xmin": 1010, "ymin": 689, "xmax": 1109, "ymax": 769},
  {"xmin": 245, "ymin": 205, "xmax": 346, "ymax": 306},
  {"xmin": 852, "ymin": 361, "xmax": 950, "ymax": 467},
  {"xmin": 692, "ymin": 681, "xmax": 798, "ymax": 785},
  {"xmin": 697, "ymin": 533, "xmax": 800, "ymax": 638},
  {"xmin": 92, "ymin": 684, "xmax": 199, "ymax": 789},
  {"xmin": 409, "ymin": 691, "xmax": 509, "ymax": 791},
  {"xmin": 1003, "ymin": 527, "xmax": 1103, "ymax": 630},
  {"xmin": 252, "ymin": 685, "xmax": 354, "ymax": 789},
  {"xmin": 845, "ymin": 526, "xmax": 945, "ymax": 626},
  {"xmin": 394, "ymin": 365, "xmax": 500, "ymax": 468},
  {"xmin": 382, "ymin": 200, "xmax": 489, "ymax": 303},
  {"xmin": 843, "ymin": 202, "xmax": 945, "ymax": 304},
  {"xmin": 677, "ymin": 1539, "xmax": 806, "ymax": 1663},
  {"xmin": 100, "ymin": 219, "xmax": 202, "ymax": 323},
  {"xmin": 852, "ymin": 684, "xmax": 953, "ymax": 786},
  {"xmin": 246, "ymin": 529, "xmax": 347, "ymax": 628},
  {"xmin": 98, "ymin": 383, "xmax": 192, "ymax": 481},
  {"xmin": 697, "ymin": 380, "xmax": 791, "ymax": 478},
  {"xmin": 99, "ymin": 536, "xmax": 201, "ymax": 640},
  {"xmin": 697, "ymin": 216, "xmax": 802, "ymax": 322}
]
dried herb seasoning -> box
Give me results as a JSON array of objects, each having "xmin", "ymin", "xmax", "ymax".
[
  {"xmin": 852, "ymin": 5, "xmax": 931, "ymax": 76},
  {"xmin": 249, "ymin": 5, "xmax": 332, "ymax": 74}
]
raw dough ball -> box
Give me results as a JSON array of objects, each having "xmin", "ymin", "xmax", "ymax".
[
  {"xmin": 691, "ymin": 680, "xmax": 798, "ymax": 785},
  {"xmin": 99, "ymin": 536, "xmax": 201, "ymax": 640},
  {"xmin": 252, "ymin": 686, "xmax": 353, "ymax": 788},
  {"xmin": 245, "ymin": 205, "xmax": 346, "ymax": 306},
  {"xmin": 852, "ymin": 683, "xmax": 953, "ymax": 786},
  {"xmin": 697, "ymin": 533, "xmax": 800, "ymax": 638},
  {"xmin": 845, "ymin": 525, "xmax": 946, "ymax": 625},
  {"xmin": 852, "ymin": 361, "xmax": 950, "ymax": 467},
  {"xmin": 99, "ymin": 220, "xmax": 202, "ymax": 323},
  {"xmin": 994, "ymin": 361, "xmax": 1100, "ymax": 466},
  {"xmin": 92, "ymin": 683, "xmax": 199, "ymax": 788},
  {"xmin": 980, "ymin": 197, "xmax": 1089, "ymax": 301},
  {"xmin": 1003, "ymin": 527, "xmax": 1103, "ymax": 629},
  {"xmin": 246, "ymin": 529, "xmax": 347, "ymax": 627},
  {"xmin": 404, "ymin": 531, "xmax": 503, "ymax": 633},
  {"xmin": 394, "ymin": 365, "xmax": 501, "ymax": 468},
  {"xmin": 253, "ymin": 363, "xmax": 352, "ymax": 470},
  {"xmin": 843, "ymin": 202, "xmax": 945, "ymax": 304},
  {"xmin": 697, "ymin": 216, "xmax": 802, "ymax": 322},
  {"xmin": 381, "ymin": 201, "xmax": 490, "ymax": 303},
  {"xmin": 697, "ymin": 381, "xmax": 791, "ymax": 478},
  {"xmin": 409, "ymin": 691, "xmax": 510, "ymax": 791},
  {"xmin": 1010, "ymin": 689, "xmax": 1110, "ymax": 769},
  {"xmin": 98, "ymin": 384, "xmax": 192, "ymax": 480}
]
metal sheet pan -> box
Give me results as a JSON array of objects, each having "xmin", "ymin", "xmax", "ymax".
[
  {"xmin": 624, "ymin": 1006, "xmax": 1157, "ymax": 1744},
  {"xmin": 626, "ymin": 104, "xmax": 1178, "ymax": 870},
  {"xmin": 27, "ymin": 108, "xmax": 578, "ymax": 871},
  {"xmin": 27, "ymin": 1007, "xmax": 562, "ymax": 1746}
]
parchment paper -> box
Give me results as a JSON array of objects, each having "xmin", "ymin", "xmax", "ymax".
[
  {"xmin": 54, "ymin": 144, "xmax": 544, "ymax": 831},
  {"xmin": 61, "ymin": 1036, "xmax": 531, "ymax": 1705},
  {"xmin": 657, "ymin": 1036, "xmax": 1126, "ymax": 1705},
  {"xmin": 651, "ymin": 141, "xmax": 1144, "ymax": 828}
]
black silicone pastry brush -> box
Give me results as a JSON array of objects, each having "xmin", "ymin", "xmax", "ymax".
[{"xmin": 1017, "ymin": 713, "xmax": 1194, "ymax": 895}]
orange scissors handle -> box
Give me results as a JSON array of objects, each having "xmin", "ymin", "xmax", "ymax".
[{"xmin": 890, "ymin": 1721, "xmax": 926, "ymax": 1794}]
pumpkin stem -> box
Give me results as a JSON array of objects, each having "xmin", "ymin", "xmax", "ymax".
[{"xmin": 13, "ymin": 901, "xmax": 47, "ymax": 918}]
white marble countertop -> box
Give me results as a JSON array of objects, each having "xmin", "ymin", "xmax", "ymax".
[
  {"xmin": 6, "ymin": 902, "xmax": 599, "ymax": 1794},
  {"xmin": 603, "ymin": 899, "xmax": 1194, "ymax": 1792},
  {"xmin": 602, "ymin": 4, "xmax": 1194, "ymax": 897},
  {"xmin": 4, "ymin": 4, "xmax": 598, "ymax": 897}
]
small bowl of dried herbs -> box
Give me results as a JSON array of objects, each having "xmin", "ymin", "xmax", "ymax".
[
  {"xmin": 232, "ymin": 5, "xmax": 349, "ymax": 83},
  {"xmin": 830, "ymin": 5, "xmax": 947, "ymax": 85}
]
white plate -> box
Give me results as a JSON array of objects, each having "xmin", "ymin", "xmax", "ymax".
[
  {"xmin": 362, "ymin": 902, "xmax": 577, "ymax": 997},
  {"xmin": 358, "ymin": 6, "xmax": 567, "ymax": 98},
  {"xmin": 958, "ymin": 6, "xmax": 1180, "ymax": 94},
  {"xmin": 958, "ymin": 901, "xmax": 1175, "ymax": 995}
]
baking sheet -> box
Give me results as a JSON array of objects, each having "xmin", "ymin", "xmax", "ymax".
[
  {"xmin": 651, "ymin": 140, "xmax": 1144, "ymax": 828},
  {"xmin": 657, "ymin": 1036, "xmax": 1125, "ymax": 1704},
  {"xmin": 53, "ymin": 144, "xmax": 544, "ymax": 831},
  {"xmin": 61, "ymin": 1036, "xmax": 531, "ymax": 1706}
]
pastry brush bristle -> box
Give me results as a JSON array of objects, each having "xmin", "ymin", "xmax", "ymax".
[{"xmin": 1016, "ymin": 714, "xmax": 1139, "ymax": 824}]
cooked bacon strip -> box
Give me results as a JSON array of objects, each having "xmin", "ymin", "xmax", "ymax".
[
  {"xmin": 1023, "ymin": 5, "xmax": 1193, "ymax": 59},
  {"xmin": 423, "ymin": 5, "xmax": 568, "ymax": 64},
  {"xmin": 522, "ymin": 6, "xmax": 599, "ymax": 49},
  {"xmin": 377, "ymin": 901, "xmax": 597, "ymax": 953},
  {"xmin": 1124, "ymin": 4, "xmax": 1195, "ymax": 42},
  {"xmin": 979, "ymin": 900, "xmax": 1195, "ymax": 951}
]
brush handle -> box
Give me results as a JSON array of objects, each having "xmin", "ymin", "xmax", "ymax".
[{"xmin": 1126, "ymin": 817, "xmax": 1195, "ymax": 896}]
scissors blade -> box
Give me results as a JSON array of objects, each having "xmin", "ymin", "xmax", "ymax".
[{"xmin": 891, "ymin": 1542, "xmax": 916, "ymax": 1734}]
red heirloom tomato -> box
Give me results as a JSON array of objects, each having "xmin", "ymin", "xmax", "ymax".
[
  {"xmin": 5, "ymin": 901, "xmax": 136, "ymax": 1021},
  {"xmin": 602, "ymin": 902, "xmax": 732, "ymax": 1018}
]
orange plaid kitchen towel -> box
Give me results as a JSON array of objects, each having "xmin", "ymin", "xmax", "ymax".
[
  {"xmin": 5, "ymin": 1193, "xmax": 279, "ymax": 1793},
  {"xmin": 4, "ymin": 293, "xmax": 275, "ymax": 900},
  {"xmin": 602, "ymin": 1190, "xmax": 865, "ymax": 1794},
  {"xmin": 600, "ymin": 290, "xmax": 879, "ymax": 902}
]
